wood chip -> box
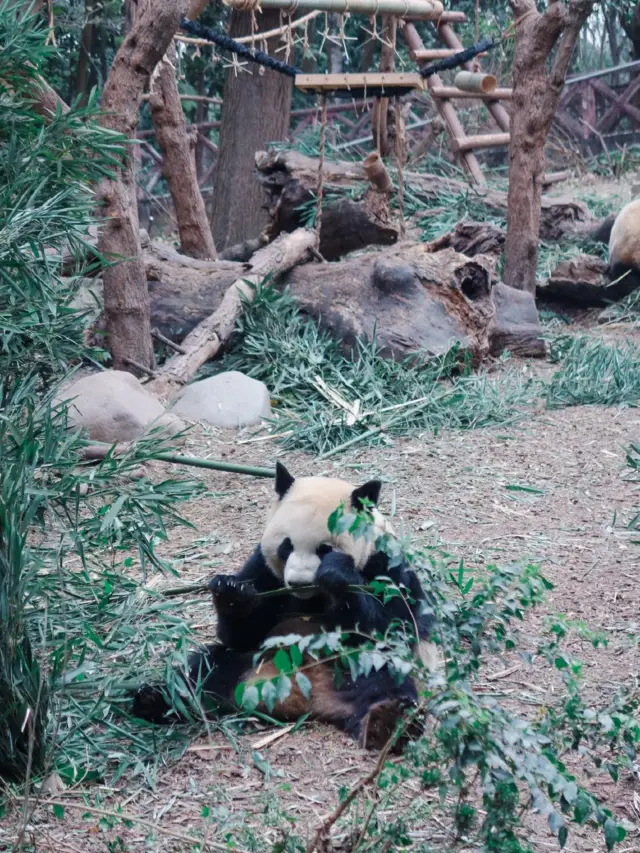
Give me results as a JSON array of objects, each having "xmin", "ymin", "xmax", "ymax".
[
  {"xmin": 252, "ymin": 724, "xmax": 295, "ymax": 749},
  {"xmin": 485, "ymin": 663, "xmax": 521, "ymax": 682}
]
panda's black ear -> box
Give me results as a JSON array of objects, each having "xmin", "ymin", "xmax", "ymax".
[
  {"xmin": 275, "ymin": 461, "xmax": 295, "ymax": 499},
  {"xmin": 351, "ymin": 480, "xmax": 381, "ymax": 510}
]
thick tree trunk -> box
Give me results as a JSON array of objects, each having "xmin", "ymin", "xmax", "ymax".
[
  {"xmin": 97, "ymin": 0, "xmax": 189, "ymax": 374},
  {"xmin": 210, "ymin": 9, "xmax": 293, "ymax": 251},
  {"xmin": 503, "ymin": 0, "xmax": 595, "ymax": 294},
  {"xmin": 621, "ymin": 2, "xmax": 640, "ymax": 60},
  {"xmin": 149, "ymin": 41, "xmax": 217, "ymax": 259}
]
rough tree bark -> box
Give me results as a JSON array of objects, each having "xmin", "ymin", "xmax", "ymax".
[
  {"xmin": 97, "ymin": 0, "xmax": 190, "ymax": 374},
  {"xmin": 503, "ymin": 0, "xmax": 596, "ymax": 295},
  {"xmin": 621, "ymin": 1, "xmax": 640, "ymax": 60},
  {"xmin": 210, "ymin": 9, "xmax": 293, "ymax": 251},
  {"xmin": 149, "ymin": 40, "xmax": 217, "ymax": 259}
]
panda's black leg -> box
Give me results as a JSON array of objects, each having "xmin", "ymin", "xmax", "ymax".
[
  {"xmin": 336, "ymin": 669, "xmax": 421, "ymax": 753},
  {"xmin": 131, "ymin": 645, "xmax": 253, "ymax": 724}
]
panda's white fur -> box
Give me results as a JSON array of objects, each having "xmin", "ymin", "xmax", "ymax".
[
  {"xmin": 261, "ymin": 474, "xmax": 393, "ymax": 589},
  {"xmin": 608, "ymin": 198, "xmax": 640, "ymax": 288}
]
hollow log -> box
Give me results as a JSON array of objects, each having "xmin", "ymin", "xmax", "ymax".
[
  {"xmin": 135, "ymin": 238, "xmax": 544, "ymax": 362},
  {"xmin": 255, "ymin": 149, "xmax": 596, "ymax": 246}
]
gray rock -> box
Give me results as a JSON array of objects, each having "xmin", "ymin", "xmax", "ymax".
[
  {"xmin": 56, "ymin": 370, "xmax": 185, "ymax": 443},
  {"xmin": 171, "ymin": 371, "xmax": 271, "ymax": 428}
]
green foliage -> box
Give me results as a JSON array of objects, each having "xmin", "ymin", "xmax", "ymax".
[
  {"xmin": 545, "ymin": 335, "xmax": 640, "ymax": 408},
  {"xmin": 0, "ymin": 5, "xmax": 204, "ymax": 784},
  {"xmin": 230, "ymin": 504, "xmax": 636, "ymax": 852},
  {"xmin": 206, "ymin": 284, "xmax": 537, "ymax": 455}
]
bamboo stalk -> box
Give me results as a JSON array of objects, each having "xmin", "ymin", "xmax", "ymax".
[
  {"xmin": 224, "ymin": 0, "xmax": 443, "ymax": 14},
  {"xmin": 80, "ymin": 441, "xmax": 275, "ymax": 478},
  {"xmin": 151, "ymin": 452, "xmax": 275, "ymax": 478},
  {"xmin": 429, "ymin": 85, "xmax": 513, "ymax": 100}
]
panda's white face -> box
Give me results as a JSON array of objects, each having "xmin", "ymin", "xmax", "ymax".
[{"xmin": 260, "ymin": 464, "xmax": 391, "ymax": 599}]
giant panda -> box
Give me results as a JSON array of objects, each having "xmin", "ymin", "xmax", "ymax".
[
  {"xmin": 132, "ymin": 462, "xmax": 438, "ymax": 750},
  {"xmin": 607, "ymin": 198, "xmax": 640, "ymax": 299}
]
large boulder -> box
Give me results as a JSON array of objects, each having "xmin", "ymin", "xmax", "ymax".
[
  {"xmin": 171, "ymin": 371, "xmax": 271, "ymax": 429},
  {"xmin": 57, "ymin": 370, "xmax": 185, "ymax": 443}
]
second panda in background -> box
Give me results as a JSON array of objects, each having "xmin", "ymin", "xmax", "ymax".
[
  {"xmin": 606, "ymin": 198, "xmax": 640, "ymax": 298},
  {"xmin": 132, "ymin": 462, "xmax": 438, "ymax": 750}
]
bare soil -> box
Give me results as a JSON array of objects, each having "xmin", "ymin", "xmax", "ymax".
[{"xmin": 4, "ymin": 352, "xmax": 639, "ymax": 853}]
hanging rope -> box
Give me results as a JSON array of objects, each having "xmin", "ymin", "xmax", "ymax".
[
  {"xmin": 419, "ymin": 35, "xmax": 495, "ymax": 78},
  {"xmin": 180, "ymin": 17, "xmax": 302, "ymax": 77},
  {"xmin": 394, "ymin": 96, "xmax": 405, "ymax": 239},
  {"xmin": 315, "ymin": 95, "xmax": 328, "ymax": 241}
]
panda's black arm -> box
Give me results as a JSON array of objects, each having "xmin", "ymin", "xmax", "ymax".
[
  {"xmin": 210, "ymin": 546, "xmax": 294, "ymax": 651},
  {"xmin": 316, "ymin": 551, "xmax": 400, "ymax": 635},
  {"xmin": 361, "ymin": 552, "xmax": 436, "ymax": 639}
]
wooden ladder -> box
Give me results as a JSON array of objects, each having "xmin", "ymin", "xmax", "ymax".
[{"xmin": 401, "ymin": 13, "xmax": 512, "ymax": 185}]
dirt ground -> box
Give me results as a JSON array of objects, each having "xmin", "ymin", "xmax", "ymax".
[{"xmin": 5, "ymin": 342, "xmax": 639, "ymax": 853}]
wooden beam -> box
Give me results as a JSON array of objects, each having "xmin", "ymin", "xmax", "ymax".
[
  {"xmin": 226, "ymin": 0, "xmax": 444, "ymax": 14},
  {"xmin": 597, "ymin": 75, "xmax": 640, "ymax": 134},
  {"xmin": 590, "ymin": 77, "xmax": 640, "ymax": 127},
  {"xmin": 453, "ymin": 132, "xmax": 510, "ymax": 152},
  {"xmin": 430, "ymin": 85, "xmax": 513, "ymax": 100}
]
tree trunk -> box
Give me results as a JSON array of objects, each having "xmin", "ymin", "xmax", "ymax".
[
  {"xmin": 503, "ymin": 0, "xmax": 596, "ymax": 295},
  {"xmin": 97, "ymin": 0, "xmax": 190, "ymax": 374},
  {"xmin": 621, "ymin": 2, "xmax": 640, "ymax": 60},
  {"xmin": 74, "ymin": 0, "xmax": 98, "ymax": 105},
  {"xmin": 149, "ymin": 41, "xmax": 217, "ymax": 259},
  {"xmin": 210, "ymin": 9, "xmax": 293, "ymax": 251}
]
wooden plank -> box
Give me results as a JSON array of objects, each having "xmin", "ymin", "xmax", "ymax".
[
  {"xmin": 295, "ymin": 72, "xmax": 426, "ymax": 92},
  {"xmin": 227, "ymin": 0, "xmax": 444, "ymax": 14},
  {"xmin": 402, "ymin": 21, "xmax": 485, "ymax": 185},
  {"xmin": 453, "ymin": 132, "xmax": 510, "ymax": 152},
  {"xmin": 430, "ymin": 85, "xmax": 513, "ymax": 100}
]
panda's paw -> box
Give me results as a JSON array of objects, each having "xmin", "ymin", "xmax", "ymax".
[
  {"xmin": 207, "ymin": 575, "xmax": 257, "ymax": 611},
  {"xmin": 316, "ymin": 552, "xmax": 357, "ymax": 593}
]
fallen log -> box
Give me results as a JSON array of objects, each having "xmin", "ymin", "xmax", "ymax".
[
  {"xmin": 147, "ymin": 227, "xmax": 317, "ymax": 399},
  {"xmin": 138, "ymin": 238, "xmax": 544, "ymax": 362},
  {"xmin": 536, "ymin": 254, "xmax": 632, "ymax": 306},
  {"xmin": 256, "ymin": 149, "xmax": 596, "ymax": 245}
]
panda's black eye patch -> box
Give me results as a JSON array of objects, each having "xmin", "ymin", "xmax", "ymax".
[
  {"xmin": 316, "ymin": 544, "xmax": 333, "ymax": 559},
  {"xmin": 277, "ymin": 537, "xmax": 294, "ymax": 562}
]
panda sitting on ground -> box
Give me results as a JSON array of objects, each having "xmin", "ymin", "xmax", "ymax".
[
  {"xmin": 132, "ymin": 462, "xmax": 438, "ymax": 750},
  {"xmin": 606, "ymin": 198, "xmax": 640, "ymax": 298}
]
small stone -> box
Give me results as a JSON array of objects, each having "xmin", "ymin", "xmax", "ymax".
[
  {"xmin": 171, "ymin": 371, "xmax": 271, "ymax": 428},
  {"xmin": 56, "ymin": 370, "xmax": 185, "ymax": 444}
]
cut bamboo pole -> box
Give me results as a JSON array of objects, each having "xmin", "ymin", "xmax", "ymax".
[
  {"xmin": 454, "ymin": 71, "xmax": 497, "ymax": 95},
  {"xmin": 405, "ymin": 10, "xmax": 466, "ymax": 22},
  {"xmin": 224, "ymin": 0, "xmax": 443, "ymax": 15},
  {"xmin": 401, "ymin": 21, "xmax": 485, "ymax": 185},
  {"xmin": 363, "ymin": 152, "xmax": 394, "ymax": 193},
  {"xmin": 453, "ymin": 132, "xmax": 510, "ymax": 152},
  {"xmin": 430, "ymin": 85, "xmax": 513, "ymax": 100}
]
